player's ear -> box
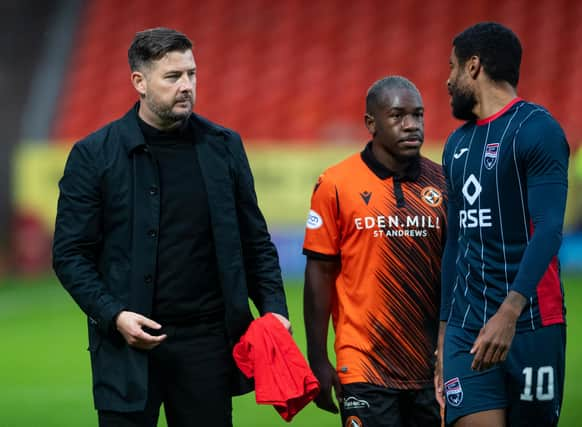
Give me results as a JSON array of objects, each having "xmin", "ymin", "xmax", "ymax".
[
  {"xmin": 467, "ymin": 55, "xmax": 481, "ymax": 80},
  {"xmin": 131, "ymin": 71, "xmax": 147, "ymax": 97},
  {"xmin": 364, "ymin": 113, "xmax": 376, "ymax": 135}
]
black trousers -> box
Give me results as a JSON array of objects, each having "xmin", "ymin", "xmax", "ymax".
[{"xmin": 98, "ymin": 320, "xmax": 233, "ymax": 427}]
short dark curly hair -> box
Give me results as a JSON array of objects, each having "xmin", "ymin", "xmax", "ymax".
[
  {"xmin": 453, "ymin": 22, "xmax": 522, "ymax": 87},
  {"xmin": 128, "ymin": 27, "xmax": 192, "ymax": 71}
]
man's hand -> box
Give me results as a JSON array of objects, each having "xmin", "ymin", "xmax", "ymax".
[
  {"xmin": 470, "ymin": 291, "xmax": 526, "ymax": 371},
  {"xmin": 268, "ymin": 312, "xmax": 292, "ymax": 332},
  {"xmin": 115, "ymin": 311, "xmax": 167, "ymax": 350},
  {"xmin": 434, "ymin": 321, "xmax": 447, "ymax": 408},
  {"xmin": 310, "ymin": 359, "xmax": 342, "ymax": 413}
]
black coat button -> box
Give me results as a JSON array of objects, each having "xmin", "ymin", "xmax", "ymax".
[
  {"xmin": 144, "ymin": 274, "xmax": 152, "ymax": 284},
  {"xmin": 148, "ymin": 230, "xmax": 157, "ymax": 238},
  {"xmin": 149, "ymin": 186, "xmax": 158, "ymax": 195}
]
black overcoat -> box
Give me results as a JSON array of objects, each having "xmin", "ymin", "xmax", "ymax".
[{"xmin": 53, "ymin": 104, "xmax": 288, "ymax": 411}]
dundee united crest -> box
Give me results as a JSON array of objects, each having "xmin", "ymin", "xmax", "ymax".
[
  {"xmin": 345, "ymin": 416, "xmax": 363, "ymax": 427},
  {"xmin": 420, "ymin": 186, "xmax": 443, "ymax": 207}
]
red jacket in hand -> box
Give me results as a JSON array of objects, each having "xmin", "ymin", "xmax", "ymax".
[{"xmin": 233, "ymin": 313, "xmax": 320, "ymax": 422}]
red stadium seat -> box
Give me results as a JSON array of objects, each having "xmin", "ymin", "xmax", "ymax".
[{"xmin": 51, "ymin": 0, "xmax": 582, "ymax": 147}]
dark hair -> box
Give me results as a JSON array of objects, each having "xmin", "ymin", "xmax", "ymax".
[
  {"xmin": 366, "ymin": 76, "xmax": 421, "ymax": 113},
  {"xmin": 453, "ymin": 22, "xmax": 522, "ymax": 87},
  {"xmin": 128, "ymin": 27, "xmax": 192, "ymax": 71}
]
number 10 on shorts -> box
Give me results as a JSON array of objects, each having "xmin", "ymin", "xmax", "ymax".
[{"xmin": 520, "ymin": 366, "xmax": 554, "ymax": 401}]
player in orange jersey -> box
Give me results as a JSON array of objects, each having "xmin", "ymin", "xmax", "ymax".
[{"xmin": 303, "ymin": 76, "xmax": 446, "ymax": 427}]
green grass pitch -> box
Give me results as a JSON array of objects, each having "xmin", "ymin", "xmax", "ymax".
[{"xmin": 0, "ymin": 275, "xmax": 580, "ymax": 426}]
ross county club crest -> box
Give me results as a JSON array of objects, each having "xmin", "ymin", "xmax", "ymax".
[
  {"xmin": 484, "ymin": 143, "xmax": 499, "ymax": 170},
  {"xmin": 445, "ymin": 377, "xmax": 464, "ymax": 407}
]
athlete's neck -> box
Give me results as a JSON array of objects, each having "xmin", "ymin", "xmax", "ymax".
[
  {"xmin": 473, "ymin": 82, "xmax": 518, "ymax": 120},
  {"xmin": 371, "ymin": 143, "xmax": 416, "ymax": 177}
]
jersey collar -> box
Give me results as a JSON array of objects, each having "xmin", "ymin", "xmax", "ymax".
[
  {"xmin": 360, "ymin": 142, "xmax": 421, "ymax": 181},
  {"xmin": 476, "ymin": 97, "xmax": 523, "ymax": 126}
]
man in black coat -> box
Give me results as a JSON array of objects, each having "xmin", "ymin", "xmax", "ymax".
[{"xmin": 52, "ymin": 27, "xmax": 289, "ymax": 427}]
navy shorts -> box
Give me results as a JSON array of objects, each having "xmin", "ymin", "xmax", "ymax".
[
  {"xmin": 443, "ymin": 324, "xmax": 565, "ymax": 426},
  {"xmin": 339, "ymin": 382, "xmax": 440, "ymax": 427}
]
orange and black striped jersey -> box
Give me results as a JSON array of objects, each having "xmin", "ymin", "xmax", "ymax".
[{"xmin": 303, "ymin": 143, "xmax": 447, "ymax": 389}]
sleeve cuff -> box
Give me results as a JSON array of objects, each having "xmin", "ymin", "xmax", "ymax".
[
  {"xmin": 302, "ymin": 248, "xmax": 340, "ymax": 261},
  {"xmin": 509, "ymin": 283, "xmax": 533, "ymax": 300},
  {"xmin": 96, "ymin": 298, "xmax": 127, "ymax": 335}
]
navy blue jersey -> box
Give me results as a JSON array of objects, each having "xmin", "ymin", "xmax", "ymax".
[{"xmin": 441, "ymin": 99, "xmax": 569, "ymax": 332}]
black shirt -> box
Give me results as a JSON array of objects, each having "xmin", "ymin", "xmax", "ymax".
[{"xmin": 138, "ymin": 117, "xmax": 224, "ymax": 324}]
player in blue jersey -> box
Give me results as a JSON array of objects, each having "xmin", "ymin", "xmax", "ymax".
[{"xmin": 434, "ymin": 22, "xmax": 569, "ymax": 427}]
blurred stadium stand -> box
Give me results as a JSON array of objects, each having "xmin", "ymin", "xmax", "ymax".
[
  {"xmin": 0, "ymin": 0, "xmax": 73, "ymax": 274},
  {"xmin": 49, "ymin": 0, "xmax": 582, "ymax": 145},
  {"xmin": 4, "ymin": 0, "xmax": 582, "ymax": 276}
]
